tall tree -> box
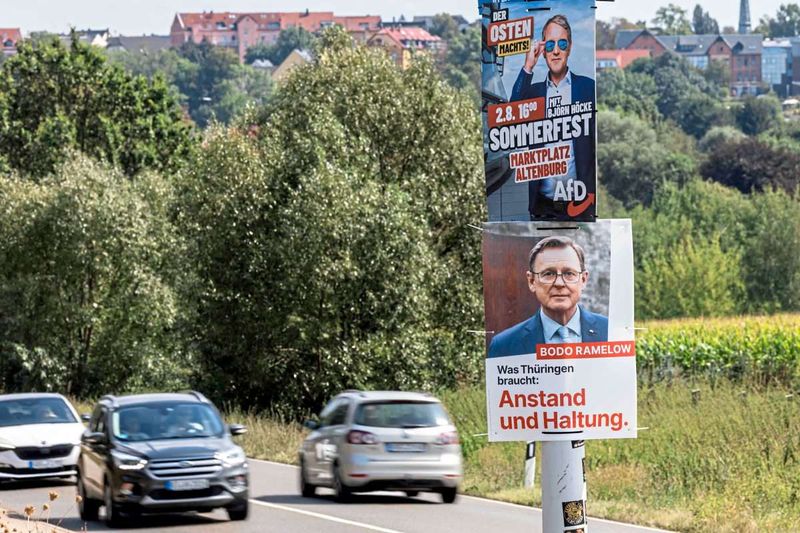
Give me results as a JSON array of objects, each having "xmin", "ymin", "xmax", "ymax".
[
  {"xmin": 0, "ymin": 157, "xmax": 189, "ymax": 396},
  {"xmin": 429, "ymin": 13, "xmax": 460, "ymax": 40},
  {"xmin": 652, "ymin": 4, "xmax": 693, "ymax": 35},
  {"xmin": 0, "ymin": 35, "xmax": 192, "ymax": 178},
  {"xmin": 756, "ymin": 3, "xmax": 800, "ymax": 37},
  {"xmin": 180, "ymin": 28, "xmax": 485, "ymax": 412},
  {"xmin": 175, "ymin": 41, "xmax": 272, "ymax": 127},
  {"xmin": 692, "ymin": 5, "xmax": 720, "ymax": 34}
]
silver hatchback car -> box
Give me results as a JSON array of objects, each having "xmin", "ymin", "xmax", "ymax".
[{"xmin": 299, "ymin": 391, "xmax": 462, "ymax": 503}]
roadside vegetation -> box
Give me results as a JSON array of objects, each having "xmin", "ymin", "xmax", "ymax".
[
  {"xmin": 216, "ymin": 315, "xmax": 800, "ymax": 533},
  {"xmin": 0, "ymin": 21, "xmax": 799, "ymax": 533}
]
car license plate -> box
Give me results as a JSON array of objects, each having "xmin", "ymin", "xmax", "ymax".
[
  {"xmin": 165, "ymin": 479, "xmax": 210, "ymax": 491},
  {"xmin": 28, "ymin": 459, "xmax": 61, "ymax": 469},
  {"xmin": 386, "ymin": 443, "xmax": 426, "ymax": 453}
]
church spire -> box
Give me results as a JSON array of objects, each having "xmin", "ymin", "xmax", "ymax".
[{"xmin": 738, "ymin": 0, "xmax": 751, "ymax": 33}]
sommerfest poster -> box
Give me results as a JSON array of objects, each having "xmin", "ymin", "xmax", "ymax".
[{"xmin": 481, "ymin": 0, "xmax": 598, "ymax": 222}]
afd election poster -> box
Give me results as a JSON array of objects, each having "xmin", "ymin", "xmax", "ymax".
[
  {"xmin": 480, "ymin": 0, "xmax": 597, "ymax": 223},
  {"xmin": 483, "ymin": 220, "xmax": 636, "ymax": 441}
]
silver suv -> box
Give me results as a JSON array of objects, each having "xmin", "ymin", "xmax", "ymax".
[{"xmin": 299, "ymin": 391, "xmax": 462, "ymax": 503}]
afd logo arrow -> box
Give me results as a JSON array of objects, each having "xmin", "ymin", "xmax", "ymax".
[{"xmin": 566, "ymin": 193, "xmax": 595, "ymax": 218}]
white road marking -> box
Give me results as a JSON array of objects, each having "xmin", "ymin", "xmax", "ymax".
[
  {"xmin": 248, "ymin": 459, "xmax": 672, "ymax": 532},
  {"xmin": 249, "ymin": 498, "xmax": 405, "ymax": 533}
]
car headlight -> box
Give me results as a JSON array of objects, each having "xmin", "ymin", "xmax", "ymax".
[
  {"xmin": 216, "ymin": 447, "xmax": 246, "ymax": 468},
  {"xmin": 111, "ymin": 451, "xmax": 148, "ymax": 471}
]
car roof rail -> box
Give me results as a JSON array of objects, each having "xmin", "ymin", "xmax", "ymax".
[
  {"xmin": 100, "ymin": 394, "xmax": 118, "ymax": 407},
  {"xmin": 184, "ymin": 390, "xmax": 210, "ymax": 403}
]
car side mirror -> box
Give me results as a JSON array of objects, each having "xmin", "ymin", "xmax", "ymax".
[
  {"xmin": 303, "ymin": 419, "xmax": 320, "ymax": 430},
  {"xmin": 82, "ymin": 431, "xmax": 106, "ymax": 445},
  {"xmin": 229, "ymin": 424, "xmax": 247, "ymax": 436},
  {"xmin": 81, "ymin": 414, "xmax": 91, "ymax": 423}
]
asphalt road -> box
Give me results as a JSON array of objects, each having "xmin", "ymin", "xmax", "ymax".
[{"xmin": 0, "ymin": 459, "xmax": 670, "ymax": 532}]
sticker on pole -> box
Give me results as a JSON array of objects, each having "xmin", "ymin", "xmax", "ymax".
[
  {"xmin": 483, "ymin": 220, "xmax": 636, "ymax": 441},
  {"xmin": 480, "ymin": 0, "xmax": 597, "ymax": 223}
]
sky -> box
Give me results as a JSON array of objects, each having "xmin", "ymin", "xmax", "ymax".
[{"xmin": 0, "ymin": 0, "xmax": 790, "ymax": 35}]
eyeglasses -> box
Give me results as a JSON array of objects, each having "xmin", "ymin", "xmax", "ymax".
[
  {"xmin": 545, "ymin": 39, "xmax": 569, "ymax": 53},
  {"xmin": 533, "ymin": 270, "xmax": 584, "ymax": 284}
]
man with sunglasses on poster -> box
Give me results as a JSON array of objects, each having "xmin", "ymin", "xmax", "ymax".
[
  {"xmin": 509, "ymin": 14, "xmax": 596, "ymax": 221},
  {"xmin": 487, "ymin": 236, "xmax": 608, "ymax": 358}
]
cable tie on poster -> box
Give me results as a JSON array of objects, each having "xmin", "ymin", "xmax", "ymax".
[
  {"xmin": 472, "ymin": 433, "xmax": 489, "ymax": 438},
  {"xmin": 467, "ymin": 330, "xmax": 495, "ymax": 335},
  {"xmin": 468, "ymin": 223, "xmax": 484, "ymax": 232},
  {"xmin": 637, "ymin": 427, "xmax": 649, "ymax": 431}
]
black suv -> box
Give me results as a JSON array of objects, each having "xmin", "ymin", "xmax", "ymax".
[{"xmin": 77, "ymin": 392, "xmax": 249, "ymax": 527}]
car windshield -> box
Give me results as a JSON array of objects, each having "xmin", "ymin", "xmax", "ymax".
[
  {"xmin": 112, "ymin": 402, "xmax": 225, "ymax": 442},
  {"xmin": 354, "ymin": 401, "xmax": 450, "ymax": 428},
  {"xmin": 0, "ymin": 397, "xmax": 76, "ymax": 427}
]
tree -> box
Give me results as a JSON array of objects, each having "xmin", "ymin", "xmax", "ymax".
[
  {"xmin": 429, "ymin": 13, "xmax": 460, "ymax": 40},
  {"xmin": 698, "ymin": 126, "xmax": 746, "ymax": 153},
  {"xmin": 739, "ymin": 190, "xmax": 800, "ymax": 312},
  {"xmin": 703, "ymin": 58, "xmax": 730, "ymax": 89},
  {"xmin": 652, "ymin": 4, "xmax": 693, "ymax": 35},
  {"xmin": 756, "ymin": 4, "xmax": 800, "ymax": 38},
  {"xmin": 597, "ymin": 67, "xmax": 660, "ymax": 122},
  {"xmin": 440, "ymin": 25, "xmax": 481, "ymax": 103},
  {"xmin": 179, "ymin": 28, "xmax": 485, "ymax": 412},
  {"xmin": 0, "ymin": 36, "xmax": 192, "ymax": 178},
  {"xmin": 692, "ymin": 5, "xmax": 720, "ymax": 34},
  {"xmin": 597, "ymin": 18, "xmax": 645, "ymax": 49},
  {"xmin": 0, "ymin": 156, "xmax": 189, "ymax": 396},
  {"xmin": 700, "ymin": 137, "xmax": 800, "ymax": 194},
  {"xmin": 637, "ymin": 233, "xmax": 743, "ymax": 319},
  {"xmin": 736, "ymin": 95, "xmax": 782, "ymax": 135},
  {"xmin": 174, "ymin": 41, "xmax": 273, "ymax": 127},
  {"xmin": 244, "ymin": 27, "xmax": 316, "ymax": 66},
  {"xmin": 597, "ymin": 111, "xmax": 695, "ymax": 207}
]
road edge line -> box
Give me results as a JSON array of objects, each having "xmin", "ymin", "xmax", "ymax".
[
  {"xmin": 249, "ymin": 498, "xmax": 405, "ymax": 533},
  {"xmin": 248, "ymin": 459, "xmax": 671, "ymax": 532}
]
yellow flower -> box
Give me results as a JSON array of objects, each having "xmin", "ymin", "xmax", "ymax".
[
  {"xmin": 23, "ymin": 505, "xmax": 35, "ymax": 517},
  {"xmin": 48, "ymin": 491, "xmax": 59, "ymax": 501},
  {"xmin": 42, "ymin": 503, "xmax": 50, "ymax": 511}
]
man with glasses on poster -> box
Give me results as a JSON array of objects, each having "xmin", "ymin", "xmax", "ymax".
[
  {"xmin": 488, "ymin": 236, "xmax": 608, "ymax": 358},
  {"xmin": 509, "ymin": 14, "xmax": 596, "ymax": 220}
]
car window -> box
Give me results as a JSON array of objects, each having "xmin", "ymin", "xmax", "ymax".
[
  {"xmin": 111, "ymin": 402, "xmax": 224, "ymax": 442},
  {"xmin": 0, "ymin": 397, "xmax": 77, "ymax": 427},
  {"xmin": 97, "ymin": 409, "xmax": 107, "ymax": 434},
  {"xmin": 320, "ymin": 399, "xmax": 350, "ymax": 427},
  {"xmin": 354, "ymin": 401, "xmax": 450, "ymax": 428},
  {"xmin": 328, "ymin": 401, "xmax": 350, "ymax": 426},
  {"xmin": 89, "ymin": 406, "xmax": 103, "ymax": 432}
]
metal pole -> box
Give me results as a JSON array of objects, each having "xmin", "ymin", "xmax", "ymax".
[
  {"xmin": 541, "ymin": 440, "xmax": 587, "ymax": 532},
  {"xmin": 523, "ymin": 441, "xmax": 536, "ymax": 488}
]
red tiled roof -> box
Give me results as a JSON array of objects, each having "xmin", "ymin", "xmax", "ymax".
[
  {"xmin": 370, "ymin": 27, "xmax": 441, "ymax": 48},
  {"xmin": 596, "ymin": 49, "xmax": 650, "ymax": 68},
  {"xmin": 0, "ymin": 28, "xmax": 22, "ymax": 45},
  {"xmin": 175, "ymin": 12, "xmax": 380, "ymax": 32}
]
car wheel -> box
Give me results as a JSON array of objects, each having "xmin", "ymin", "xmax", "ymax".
[
  {"xmin": 226, "ymin": 500, "xmax": 249, "ymax": 521},
  {"xmin": 332, "ymin": 464, "xmax": 352, "ymax": 503},
  {"xmin": 299, "ymin": 459, "xmax": 317, "ymax": 498},
  {"xmin": 440, "ymin": 487, "xmax": 458, "ymax": 504},
  {"xmin": 77, "ymin": 474, "xmax": 100, "ymax": 521},
  {"xmin": 104, "ymin": 480, "xmax": 125, "ymax": 527},
  {"xmin": 405, "ymin": 490, "xmax": 419, "ymax": 498}
]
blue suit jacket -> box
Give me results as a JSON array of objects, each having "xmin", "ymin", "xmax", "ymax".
[
  {"xmin": 487, "ymin": 306, "xmax": 608, "ymax": 358},
  {"xmin": 510, "ymin": 69, "xmax": 596, "ymax": 221}
]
